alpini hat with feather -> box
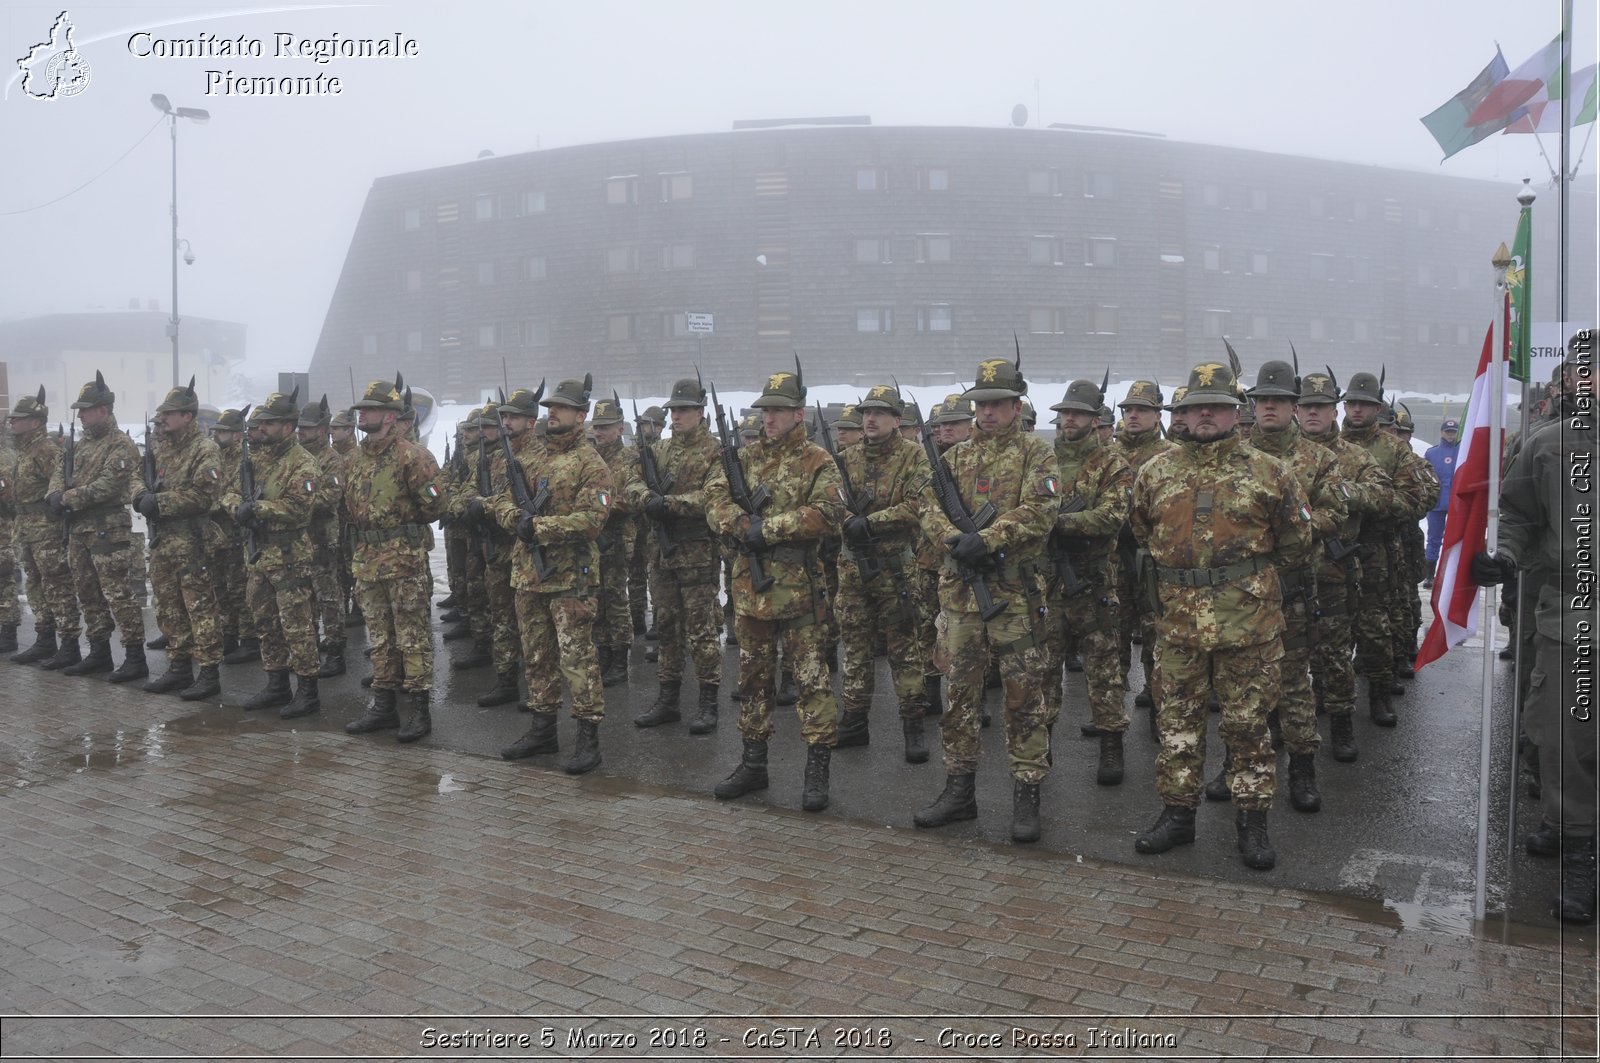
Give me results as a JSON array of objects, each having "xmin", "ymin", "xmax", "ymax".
[
  {"xmin": 542, "ymin": 373, "xmax": 593, "ymax": 409},
  {"xmin": 252, "ymin": 385, "xmax": 302, "ymax": 421},
  {"xmin": 70, "ymin": 371, "xmax": 115, "ymax": 410},
  {"xmin": 155, "ymin": 375, "xmax": 200, "ymax": 415},
  {"xmin": 963, "ymin": 334, "xmax": 1028, "ymax": 402},
  {"xmin": 9, "ymin": 386, "xmax": 48, "ymax": 421}
]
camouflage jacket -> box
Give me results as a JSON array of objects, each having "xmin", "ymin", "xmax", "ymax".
[
  {"xmin": 1131, "ymin": 433, "xmax": 1312, "ymax": 650},
  {"xmin": 1393, "ymin": 445, "xmax": 1441, "ymax": 523},
  {"xmin": 219, "ymin": 436, "xmax": 318, "ymax": 569},
  {"xmin": 342, "ymin": 429, "xmax": 445, "ymax": 582},
  {"xmin": 50, "ymin": 419, "xmax": 138, "ymax": 535},
  {"xmin": 914, "ymin": 437, "xmax": 957, "ymax": 573},
  {"xmin": 639, "ymin": 421, "xmax": 721, "ymax": 571},
  {"xmin": 838, "ymin": 432, "xmax": 928, "ymax": 559},
  {"xmin": 1115, "ymin": 426, "xmax": 1173, "ymax": 474},
  {"xmin": 1247, "ymin": 422, "xmax": 1346, "ymax": 575},
  {"xmin": 0, "ymin": 439, "xmax": 11, "ymax": 531},
  {"xmin": 488, "ymin": 425, "xmax": 610, "ymax": 595},
  {"xmin": 1499, "ymin": 404, "xmax": 1596, "ymax": 638},
  {"xmin": 148, "ymin": 421, "xmax": 224, "ymax": 553},
  {"xmin": 707, "ymin": 421, "xmax": 843, "ymax": 621},
  {"xmin": 1051, "ymin": 431, "xmax": 1132, "ymax": 566},
  {"xmin": 4, "ymin": 426, "xmax": 64, "ymax": 544},
  {"xmin": 1339, "ymin": 422, "xmax": 1422, "ymax": 536},
  {"xmin": 210, "ymin": 437, "xmax": 243, "ymax": 542},
  {"xmin": 299, "ymin": 436, "xmax": 346, "ymax": 549},
  {"xmin": 594, "ymin": 437, "xmax": 641, "ymax": 552},
  {"xmin": 919, "ymin": 418, "xmax": 1057, "ymax": 614}
]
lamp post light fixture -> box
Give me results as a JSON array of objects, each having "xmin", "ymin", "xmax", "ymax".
[{"xmin": 151, "ymin": 94, "xmax": 209, "ymax": 388}]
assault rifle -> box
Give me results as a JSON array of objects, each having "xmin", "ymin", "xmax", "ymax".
[
  {"xmin": 60, "ymin": 423, "xmax": 76, "ymax": 545},
  {"xmin": 708, "ymin": 384, "xmax": 772, "ymax": 593},
  {"xmin": 141, "ymin": 418, "xmax": 164, "ymax": 548},
  {"xmin": 237, "ymin": 405, "xmax": 261, "ymax": 563},
  {"xmin": 494, "ymin": 407, "xmax": 555, "ymax": 581},
  {"xmin": 475, "ymin": 425, "xmax": 497, "ymax": 565},
  {"xmin": 814, "ymin": 401, "xmax": 881, "ymax": 583},
  {"xmin": 920, "ymin": 419, "xmax": 1004, "ymax": 621},
  {"xmin": 632, "ymin": 399, "xmax": 676, "ymax": 556},
  {"xmin": 1046, "ymin": 491, "xmax": 1088, "ymax": 596}
]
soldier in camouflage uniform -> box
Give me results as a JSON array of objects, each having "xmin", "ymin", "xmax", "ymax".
[
  {"xmin": 1044, "ymin": 378, "xmax": 1133, "ymax": 784},
  {"xmin": 913, "ymin": 357, "xmax": 1057, "ymax": 843},
  {"xmin": 0, "ymin": 419, "xmax": 18, "ymax": 653},
  {"xmin": 493, "ymin": 377, "xmax": 612, "ymax": 775},
  {"xmin": 137, "ymin": 379, "xmax": 226, "ymax": 701},
  {"xmin": 590, "ymin": 395, "xmax": 640, "ymax": 688},
  {"xmin": 1387, "ymin": 405, "xmax": 1439, "ymax": 678},
  {"xmin": 1096, "ymin": 405, "xmax": 1115, "ymax": 445},
  {"xmin": 296, "ymin": 396, "xmax": 349, "ymax": 677},
  {"xmin": 329, "ymin": 409, "xmax": 361, "ymax": 628},
  {"xmin": 832, "ymin": 384, "xmax": 933, "ymax": 764},
  {"xmin": 629, "ymin": 405, "xmax": 665, "ymax": 637},
  {"xmin": 463, "ymin": 394, "xmax": 535, "ymax": 705},
  {"xmin": 908, "ymin": 401, "xmax": 948, "ymax": 719},
  {"xmin": 6, "ymin": 391, "xmax": 73, "ymax": 664},
  {"xmin": 209, "ymin": 410, "xmax": 256, "ymax": 663},
  {"xmin": 707, "ymin": 367, "xmax": 843, "ymax": 812},
  {"xmin": 1130, "ymin": 362, "xmax": 1312, "ymax": 871},
  {"xmin": 45, "ymin": 373, "xmax": 148, "ymax": 681},
  {"xmin": 1114, "ymin": 380, "xmax": 1173, "ymax": 734},
  {"xmin": 1295, "ymin": 371, "xmax": 1388, "ymax": 763},
  {"xmin": 440, "ymin": 421, "xmax": 471, "ymax": 614},
  {"xmin": 443, "ymin": 410, "xmax": 495, "ymax": 686},
  {"xmin": 223, "ymin": 393, "xmax": 323, "ymax": 718},
  {"xmin": 934, "ymin": 393, "xmax": 974, "ymax": 449},
  {"xmin": 339, "ymin": 380, "xmax": 447, "ymax": 740},
  {"xmin": 633, "ymin": 379, "xmax": 725, "ymax": 733}
]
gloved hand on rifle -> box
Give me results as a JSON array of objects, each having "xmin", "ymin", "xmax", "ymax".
[
  {"xmin": 517, "ymin": 514, "xmax": 540, "ymax": 544},
  {"xmin": 134, "ymin": 491, "xmax": 159, "ymax": 519},
  {"xmin": 946, "ymin": 531, "xmax": 989, "ymax": 567},
  {"xmin": 743, "ymin": 516, "xmax": 766, "ymax": 551},
  {"xmin": 1470, "ymin": 551, "xmax": 1516, "ymax": 587},
  {"xmin": 47, "ymin": 490, "xmax": 68, "ymax": 517},
  {"xmin": 233, "ymin": 499, "xmax": 258, "ymax": 528},
  {"xmin": 644, "ymin": 492, "xmax": 669, "ymax": 519},
  {"xmin": 842, "ymin": 515, "xmax": 872, "ymax": 545},
  {"xmin": 465, "ymin": 497, "xmax": 485, "ymax": 527}
]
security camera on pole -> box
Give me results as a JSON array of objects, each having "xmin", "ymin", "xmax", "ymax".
[{"xmin": 150, "ymin": 94, "xmax": 210, "ymax": 388}]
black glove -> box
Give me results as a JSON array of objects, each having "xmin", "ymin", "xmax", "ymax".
[
  {"xmin": 1470, "ymin": 551, "xmax": 1515, "ymax": 587},
  {"xmin": 465, "ymin": 497, "xmax": 485, "ymax": 526},
  {"xmin": 843, "ymin": 515, "xmax": 872, "ymax": 544},
  {"xmin": 743, "ymin": 517, "xmax": 766, "ymax": 551},
  {"xmin": 233, "ymin": 499, "xmax": 258, "ymax": 528},
  {"xmin": 134, "ymin": 491, "xmax": 159, "ymax": 519},
  {"xmin": 517, "ymin": 514, "xmax": 538, "ymax": 543},
  {"xmin": 644, "ymin": 492, "xmax": 669, "ymax": 519},
  {"xmin": 947, "ymin": 531, "xmax": 989, "ymax": 567},
  {"xmin": 46, "ymin": 490, "xmax": 67, "ymax": 516}
]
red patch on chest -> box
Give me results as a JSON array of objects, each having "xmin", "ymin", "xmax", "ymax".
[{"xmin": 975, "ymin": 477, "xmax": 991, "ymax": 495}]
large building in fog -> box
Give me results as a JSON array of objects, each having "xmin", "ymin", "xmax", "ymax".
[{"xmin": 308, "ymin": 122, "xmax": 1593, "ymax": 403}]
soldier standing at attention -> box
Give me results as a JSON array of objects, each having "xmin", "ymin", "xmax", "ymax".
[
  {"xmin": 634, "ymin": 379, "xmax": 725, "ymax": 733},
  {"xmin": 1386, "ymin": 404, "xmax": 1439, "ymax": 680},
  {"xmin": 630, "ymin": 405, "xmax": 665, "ymax": 639},
  {"xmin": 908, "ymin": 401, "xmax": 948, "ymax": 719},
  {"xmin": 296, "ymin": 396, "xmax": 349, "ymax": 677},
  {"xmin": 47, "ymin": 372, "xmax": 148, "ymax": 681},
  {"xmin": 210, "ymin": 410, "xmax": 257, "ymax": 664},
  {"xmin": 1130, "ymin": 362, "xmax": 1311, "ymax": 870},
  {"xmin": 460, "ymin": 394, "xmax": 530, "ymax": 698},
  {"xmin": 707, "ymin": 366, "xmax": 844, "ymax": 812},
  {"xmin": 1113, "ymin": 380, "xmax": 1172, "ymax": 735},
  {"xmin": 224, "ymin": 393, "xmax": 323, "ymax": 718},
  {"xmin": 6, "ymin": 391, "xmax": 74, "ymax": 665},
  {"xmin": 589, "ymin": 394, "xmax": 640, "ymax": 688},
  {"xmin": 0, "ymin": 420, "xmax": 16, "ymax": 654},
  {"xmin": 137, "ymin": 378, "xmax": 227, "ymax": 702},
  {"xmin": 493, "ymin": 377, "xmax": 612, "ymax": 775},
  {"xmin": 329, "ymin": 408, "xmax": 361, "ymax": 630},
  {"xmin": 913, "ymin": 354, "xmax": 1057, "ymax": 843}
]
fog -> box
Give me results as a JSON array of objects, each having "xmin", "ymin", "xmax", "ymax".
[{"xmin": 2, "ymin": 0, "xmax": 1593, "ymax": 396}]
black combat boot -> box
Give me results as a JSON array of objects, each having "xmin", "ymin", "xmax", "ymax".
[
  {"xmin": 913, "ymin": 773, "xmax": 977, "ymax": 829},
  {"xmin": 222, "ymin": 637, "xmax": 260, "ymax": 665},
  {"xmin": 0, "ymin": 623, "xmax": 18, "ymax": 654},
  {"xmin": 688, "ymin": 684, "xmax": 719, "ymax": 735},
  {"xmin": 1236, "ymin": 809, "xmax": 1276, "ymax": 870},
  {"xmin": 632, "ymin": 612, "xmax": 646, "ymax": 637},
  {"xmin": 1394, "ymin": 654, "xmax": 1415, "ymax": 680},
  {"xmin": 1555, "ymin": 836, "xmax": 1598, "ymax": 925},
  {"xmin": 441, "ymin": 620, "xmax": 473, "ymax": 642},
  {"xmin": 477, "ymin": 670, "xmax": 520, "ymax": 707},
  {"xmin": 279, "ymin": 674, "xmax": 321, "ymax": 720},
  {"xmin": 146, "ymin": 632, "xmax": 169, "ymax": 651},
  {"xmin": 220, "ymin": 633, "xmax": 238, "ymax": 657},
  {"xmin": 396, "ymin": 691, "xmax": 432, "ymax": 743},
  {"xmin": 360, "ymin": 673, "xmax": 374, "ymax": 688},
  {"xmin": 142, "ymin": 656, "xmax": 194, "ymax": 695},
  {"xmin": 1205, "ymin": 748, "xmax": 1234, "ymax": 801},
  {"xmin": 1096, "ymin": 731, "xmax": 1125, "ymax": 786},
  {"xmin": 714, "ymin": 739, "xmax": 769, "ymax": 799},
  {"xmin": 1329, "ymin": 714, "xmax": 1359, "ymax": 762},
  {"xmin": 64, "ymin": 638, "xmax": 114, "ymax": 676},
  {"xmin": 835, "ymin": 710, "xmax": 869, "ymax": 748},
  {"xmin": 1065, "ymin": 651, "xmax": 1083, "ymax": 673},
  {"xmin": 902, "ymin": 717, "xmax": 928, "ymax": 764},
  {"xmin": 346, "ymin": 688, "xmax": 399, "ymax": 733},
  {"xmin": 438, "ymin": 591, "xmax": 458, "ymax": 610},
  {"xmin": 1135, "ymin": 805, "xmax": 1196, "ymax": 854},
  {"xmin": 1134, "ymin": 684, "xmax": 1154, "ymax": 709},
  {"xmin": 635, "ymin": 680, "xmax": 682, "ymax": 727},
  {"xmin": 1287, "ymin": 753, "xmax": 1321, "ymax": 813},
  {"xmin": 240, "ymin": 669, "xmax": 293, "ymax": 711},
  {"xmin": 343, "ymin": 603, "xmax": 364, "ymax": 627},
  {"xmin": 450, "ymin": 640, "xmax": 491, "ymax": 671},
  {"xmin": 775, "ymin": 670, "xmax": 798, "ymax": 706},
  {"xmin": 724, "ymin": 624, "xmax": 737, "ymax": 648},
  {"xmin": 1080, "ymin": 719, "xmax": 1103, "ymax": 737},
  {"xmin": 1368, "ymin": 683, "xmax": 1397, "ymax": 726},
  {"xmin": 564, "ymin": 718, "xmax": 601, "ymax": 775},
  {"xmin": 801, "ymin": 744, "xmax": 831, "ymax": 812},
  {"xmin": 502, "ymin": 712, "xmax": 558, "ymax": 759},
  {"xmin": 1525, "ymin": 821, "xmax": 1560, "ymax": 858},
  {"xmin": 178, "ymin": 664, "xmax": 221, "ymax": 702},
  {"xmin": 643, "ymin": 644, "xmax": 659, "ymax": 664},
  {"xmin": 644, "ymin": 620, "xmax": 659, "ymax": 641},
  {"xmin": 12, "ymin": 627, "xmax": 56, "ymax": 665},
  {"xmin": 39, "ymin": 636, "xmax": 81, "ymax": 671},
  {"xmin": 106, "ymin": 642, "xmax": 148, "ymax": 683},
  {"xmin": 317, "ymin": 643, "xmax": 346, "ymax": 678},
  {"xmin": 1011, "ymin": 780, "xmax": 1041, "ymax": 843},
  {"xmin": 923, "ymin": 674, "xmax": 944, "ymax": 717},
  {"xmin": 601, "ymin": 644, "xmax": 629, "ymax": 687}
]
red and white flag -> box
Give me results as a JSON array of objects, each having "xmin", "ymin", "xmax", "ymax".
[{"xmin": 1416, "ymin": 323, "xmax": 1502, "ymax": 671}]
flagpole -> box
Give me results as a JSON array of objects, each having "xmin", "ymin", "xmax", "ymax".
[
  {"xmin": 1478, "ymin": 243, "xmax": 1511, "ymax": 922},
  {"xmin": 1505, "ymin": 182, "xmax": 1537, "ymax": 886}
]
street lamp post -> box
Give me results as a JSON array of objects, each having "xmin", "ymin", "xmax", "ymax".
[{"xmin": 150, "ymin": 94, "xmax": 209, "ymax": 388}]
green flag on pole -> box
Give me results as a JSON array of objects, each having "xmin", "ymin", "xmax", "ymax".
[{"xmin": 1508, "ymin": 203, "xmax": 1532, "ymax": 383}]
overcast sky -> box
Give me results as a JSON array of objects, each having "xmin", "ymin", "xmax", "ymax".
[{"xmin": 2, "ymin": 0, "xmax": 1593, "ymax": 383}]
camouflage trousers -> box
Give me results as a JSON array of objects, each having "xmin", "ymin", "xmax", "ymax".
[
  {"xmin": 310, "ymin": 539, "xmax": 343, "ymax": 643},
  {"xmin": 356, "ymin": 573, "xmax": 434, "ymax": 692},
  {"xmin": 210, "ymin": 535, "xmax": 250, "ymax": 640},
  {"xmin": 1388, "ymin": 533, "xmax": 1419, "ymax": 661},
  {"xmin": 820, "ymin": 540, "xmax": 841, "ymax": 646},
  {"xmin": 68, "ymin": 530, "xmax": 145, "ymax": 646},
  {"xmin": 1278, "ymin": 588, "xmax": 1319, "ymax": 756},
  {"xmin": 836, "ymin": 555, "xmax": 926, "ymax": 719},
  {"xmin": 1524, "ymin": 617, "xmax": 1597, "ymax": 834},
  {"xmin": 1353, "ymin": 540, "xmax": 1394, "ymax": 686},
  {"xmin": 444, "ymin": 528, "xmax": 468, "ymax": 599},
  {"xmin": 1153, "ymin": 638, "xmax": 1281, "ymax": 811},
  {"xmin": 734, "ymin": 612, "xmax": 839, "ymax": 746},
  {"xmin": 0, "ymin": 535, "xmax": 18, "ymax": 626},
  {"xmin": 246, "ymin": 562, "xmax": 318, "ymax": 677},
  {"xmin": 1043, "ymin": 573, "xmax": 1126, "ymax": 733},
  {"xmin": 936, "ymin": 602, "xmax": 1051, "ymax": 784},
  {"xmin": 461, "ymin": 541, "xmax": 489, "ymax": 632},
  {"xmin": 16, "ymin": 537, "xmax": 74, "ymax": 636},
  {"xmin": 628, "ymin": 519, "xmax": 650, "ymax": 629},
  {"xmin": 1310, "ymin": 568, "xmax": 1357, "ymax": 719},
  {"xmin": 596, "ymin": 535, "xmax": 634, "ymax": 650},
  {"xmin": 514, "ymin": 590, "xmax": 602, "ymax": 720},
  {"xmin": 652, "ymin": 563, "xmax": 722, "ymax": 685},
  {"xmin": 149, "ymin": 538, "xmax": 224, "ymax": 666},
  {"xmin": 484, "ymin": 556, "xmax": 520, "ymax": 675},
  {"xmin": 910, "ymin": 566, "xmax": 941, "ymax": 680}
]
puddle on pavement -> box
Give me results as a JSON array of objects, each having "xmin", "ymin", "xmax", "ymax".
[
  {"xmin": 436, "ymin": 771, "xmax": 478, "ymax": 794},
  {"xmin": 1317, "ymin": 891, "xmax": 1590, "ymax": 948}
]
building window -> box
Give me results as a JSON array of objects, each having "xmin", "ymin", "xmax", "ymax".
[
  {"xmin": 855, "ymin": 167, "xmax": 887, "ymax": 192},
  {"xmin": 523, "ymin": 255, "xmax": 547, "ymax": 281},
  {"xmin": 607, "ymin": 313, "xmax": 634, "ymax": 341},
  {"xmin": 1251, "ymin": 315, "xmax": 1269, "ymax": 339},
  {"xmin": 474, "ymin": 194, "xmax": 495, "ymax": 221},
  {"xmin": 404, "ymin": 268, "xmax": 422, "ymax": 292},
  {"xmin": 1028, "ymin": 307, "xmax": 1065, "ymax": 334},
  {"xmin": 605, "ymin": 176, "xmax": 638, "ymax": 205},
  {"xmin": 1027, "ymin": 169, "xmax": 1061, "ymax": 195},
  {"xmin": 1203, "ymin": 246, "xmax": 1222, "ymax": 272},
  {"xmin": 477, "ymin": 324, "xmax": 498, "ymax": 348},
  {"xmin": 476, "ymin": 261, "xmax": 496, "ymax": 286},
  {"xmin": 659, "ymin": 172, "xmax": 693, "ymax": 201},
  {"xmin": 1202, "ymin": 310, "xmax": 1231, "ymax": 338},
  {"xmin": 917, "ymin": 167, "xmax": 949, "ymax": 191},
  {"xmin": 605, "ymin": 246, "xmax": 639, "ymax": 274},
  {"xmin": 402, "ymin": 207, "xmax": 422, "ymax": 231},
  {"xmin": 1309, "ymin": 318, "xmax": 1328, "ymax": 342},
  {"xmin": 1086, "ymin": 237, "xmax": 1117, "ymax": 267},
  {"xmin": 361, "ymin": 333, "xmax": 379, "ymax": 355},
  {"xmin": 1250, "ymin": 252, "xmax": 1269, "ymax": 275},
  {"xmin": 1083, "ymin": 172, "xmax": 1116, "ymax": 198},
  {"xmin": 660, "ymin": 243, "xmax": 695, "ymax": 270},
  {"xmin": 521, "ymin": 320, "xmax": 549, "ymax": 347},
  {"xmin": 522, "ymin": 190, "xmax": 546, "ymax": 215},
  {"xmin": 1202, "ymin": 183, "xmax": 1222, "ymax": 208},
  {"xmin": 662, "ymin": 312, "xmax": 691, "ymax": 338},
  {"xmin": 405, "ymin": 330, "xmax": 423, "ymax": 353},
  {"xmin": 855, "ymin": 238, "xmax": 891, "ymax": 264},
  {"xmin": 1250, "ymin": 188, "xmax": 1268, "ymax": 211},
  {"xmin": 915, "ymin": 234, "xmax": 952, "ymax": 263},
  {"xmin": 1087, "ymin": 305, "xmax": 1118, "ymax": 334},
  {"xmin": 856, "ymin": 307, "xmax": 893, "ymax": 333},
  {"xmin": 916, "ymin": 305, "xmax": 953, "ymax": 332},
  {"xmin": 1029, "ymin": 236, "xmax": 1063, "ymax": 266}
]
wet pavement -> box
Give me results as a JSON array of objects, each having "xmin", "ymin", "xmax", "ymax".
[{"xmin": 0, "ymin": 600, "xmax": 1596, "ymax": 1059}]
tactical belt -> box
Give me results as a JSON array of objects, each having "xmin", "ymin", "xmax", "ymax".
[
  {"xmin": 840, "ymin": 543, "xmax": 911, "ymax": 573},
  {"xmin": 1156, "ymin": 556, "xmax": 1267, "ymax": 588},
  {"xmin": 991, "ymin": 630, "xmax": 1039, "ymax": 657},
  {"xmin": 350, "ymin": 523, "xmax": 427, "ymax": 546},
  {"xmin": 71, "ymin": 503, "xmax": 122, "ymax": 519},
  {"xmin": 13, "ymin": 501, "xmax": 55, "ymax": 515},
  {"xmin": 767, "ymin": 544, "xmax": 815, "ymax": 566}
]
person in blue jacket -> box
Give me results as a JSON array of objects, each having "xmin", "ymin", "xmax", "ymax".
[{"xmin": 1422, "ymin": 418, "xmax": 1459, "ymax": 586}]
